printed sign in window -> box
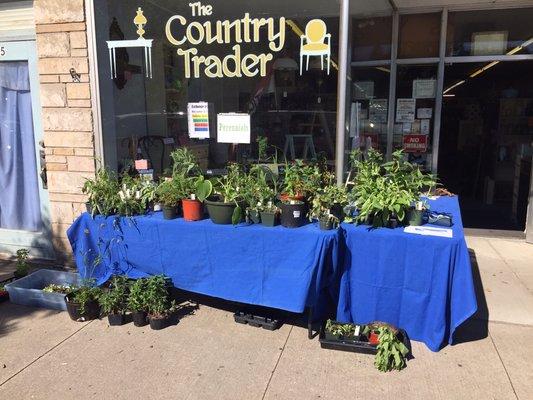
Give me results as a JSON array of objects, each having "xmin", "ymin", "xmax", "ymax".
[{"xmin": 217, "ymin": 113, "xmax": 251, "ymax": 144}]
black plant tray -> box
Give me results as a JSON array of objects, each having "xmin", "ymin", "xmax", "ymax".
[
  {"xmin": 234, "ymin": 311, "xmax": 281, "ymax": 331},
  {"xmin": 318, "ymin": 321, "xmax": 410, "ymax": 356}
]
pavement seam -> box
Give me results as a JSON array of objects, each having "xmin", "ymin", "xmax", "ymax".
[
  {"xmin": 486, "ymin": 239, "xmax": 533, "ymax": 296},
  {"xmin": 261, "ymin": 324, "xmax": 293, "ymax": 400},
  {"xmin": 488, "ymin": 328, "xmax": 519, "ymax": 400},
  {"xmin": 0, "ymin": 320, "xmax": 94, "ymax": 387}
]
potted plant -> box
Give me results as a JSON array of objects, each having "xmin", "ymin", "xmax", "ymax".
[
  {"xmin": 155, "ymin": 179, "xmax": 182, "ymax": 220},
  {"xmin": 146, "ymin": 275, "xmax": 176, "ymax": 330},
  {"xmin": 99, "ymin": 275, "xmax": 129, "ymax": 326},
  {"xmin": 310, "ymin": 184, "xmax": 348, "ymax": 230},
  {"xmin": 14, "ymin": 249, "xmax": 30, "ymax": 279},
  {"xmin": 82, "ymin": 166, "xmax": 120, "ymax": 216},
  {"xmin": 259, "ymin": 202, "xmax": 280, "ymax": 227},
  {"xmin": 280, "ymin": 160, "xmax": 320, "ymax": 202},
  {"xmin": 244, "ymin": 165, "xmax": 277, "ymax": 224},
  {"xmin": 65, "ymin": 281, "xmax": 102, "ymax": 322},
  {"xmin": 205, "ymin": 163, "xmax": 247, "ymax": 225},
  {"xmin": 408, "ymin": 200, "xmax": 429, "ymax": 226},
  {"xmin": 128, "ymin": 278, "xmax": 149, "ymax": 327},
  {"xmin": 324, "ymin": 319, "xmax": 359, "ymax": 341},
  {"xmin": 181, "ymin": 176, "xmax": 212, "ymax": 221},
  {"xmin": 116, "ymin": 175, "xmax": 147, "ymax": 217},
  {"xmin": 363, "ymin": 322, "xmax": 410, "ymax": 372},
  {"xmin": 0, "ymin": 285, "xmax": 9, "ymax": 303}
]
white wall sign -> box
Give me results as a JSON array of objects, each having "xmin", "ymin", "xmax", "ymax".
[
  {"xmin": 420, "ymin": 119, "xmax": 431, "ymax": 135},
  {"xmin": 187, "ymin": 102, "xmax": 210, "ymax": 139},
  {"xmin": 369, "ymin": 99, "xmax": 388, "ymax": 123},
  {"xmin": 417, "ymin": 107, "xmax": 433, "ymax": 119},
  {"xmin": 396, "ymin": 98, "xmax": 416, "ymax": 123},
  {"xmin": 217, "ymin": 113, "xmax": 251, "ymax": 144},
  {"xmin": 412, "ymin": 79, "xmax": 436, "ymax": 99}
]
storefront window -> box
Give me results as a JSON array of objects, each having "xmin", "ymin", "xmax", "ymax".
[
  {"xmin": 398, "ymin": 13, "xmax": 440, "ymax": 59},
  {"xmin": 93, "ymin": 0, "xmax": 340, "ymax": 174},
  {"xmin": 394, "ymin": 64, "xmax": 437, "ymax": 170},
  {"xmin": 352, "ymin": 16, "xmax": 392, "ymax": 61},
  {"xmin": 350, "ymin": 66, "xmax": 390, "ymax": 155},
  {"xmin": 446, "ymin": 8, "xmax": 533, "ymax": 57}
]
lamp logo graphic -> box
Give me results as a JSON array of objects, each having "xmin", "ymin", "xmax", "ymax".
[
  {"xmin": 106, "ymin": 7, "xmax": 153, "ymax": 79},
  {"xmin": 299, "ymin": 19, "xmax": 331, "ymax": 76}
]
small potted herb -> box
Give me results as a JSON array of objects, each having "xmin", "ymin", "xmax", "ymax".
[
  {"xmin": 244, "ymin": 165, "xmax": 277, "ymax": 225},
  {"xmin": 99, "ymin": 275, "xmax": 129, "ymax": 326},
  {"xmin": 155, "ymin": 179, "xmax": 182, "ymax": 220},
  {"xmin": 65, "ymin": 281, "xmax": 102, "ymax": 322},
  {"xmin": 310, "ymin": 184, "xmax": 348, "ymax": 230},
  {"xmin": 205, "ymin": 164, "xmax": 247, "ymax": 225},
  {"xmin": 14, "ymin": 249, "xmax": 30, "ymax": 279},
  {"xmin": 145, "ymin": 275, "xmax": 176, "ymax": 330},
  {"xmin": 116, "ymin": 176, "xmax": 147, "ymax": 217},
  {"xmin": 128, "ymin": 278, "xmax": 149, "ymax": 327}
]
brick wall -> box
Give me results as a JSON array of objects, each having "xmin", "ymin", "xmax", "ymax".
[{"xmin": 34, "ymin": 0, "xmax": 95, "ymax": 261}]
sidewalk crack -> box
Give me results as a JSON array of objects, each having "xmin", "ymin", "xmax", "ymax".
[{"xmin": 261, "ymin": 325, "xmax": 293, "ymax": 400}]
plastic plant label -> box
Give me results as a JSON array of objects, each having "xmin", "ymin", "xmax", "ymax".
[
  {"xmin": 293, "ymin": 210, "xmax": 301, "ymax": 218},
  {"xmin": 163, "ymin": 137, "xmax": 175, "ymax": 145}
]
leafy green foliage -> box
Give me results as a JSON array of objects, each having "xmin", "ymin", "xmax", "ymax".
[
  {"xmin": 212, "ymin": 163, "xmax": 248, "ymax": 205},
  {"xmin": 15, "ymin": 249, "xmax": 30, "ymax": 278},
  {"xmin": 244, "ymin": 165, "xmax": 278, "ymax": 214},
  {"xmin": 145, "ymin": 275, "xmax": 175, "ymax": 318},
  {"xmin": 282, "ymin": 160, "xmax": 321, "ymax": 198},
  {"xmin": 99, "ymin": 275, "xmax": 129, "ymax": 315},
  {"xmin": 82, "ymin": 167, "xmax": 121, "ymax": 216},
  {"xmin": 128, "ymin": 278, "xmax": 149, "ymax": 312},
  {"xmin": 363, "ymin": 324, "xmax": 409, "ymax": 372},
  {"xmin": 155, "ymin": 179, "xmax": 182, "ymax": 207},
  {"xmin": 325, "ymin": 320, "xmax": 358, "ymax": 338},
  {"xmin": 310, "ymin": 184, "xmax": 348, "ymax": 226},
  {"xmin": 116, "ymin": 175, "xmax": 148, "ymax": 216},
  {"xmin": 42, "ymin": 284, "xmax": 73, "ymax": 294},
  {"xmin": 68, "ymin": 281, "xmax": 102, "ymax": 315},
  {"xmin": 350, "ymin": 149, "xmax": 437, "ymax": 227},
  {"xmin": 195, "ymin": 178, "xmax": 213, "ymax": 202},
  {"xmin": 169, "ymin": 148, "xmax": 201, "ymax": 178}
]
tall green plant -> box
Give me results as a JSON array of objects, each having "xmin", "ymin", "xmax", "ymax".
[
  {"xmin": 145, "ymin": 275, "xmax": 175, "ymax": 318},
  {"xmin": 82, "ymin": 167, "xmax": 120, "ymax": 216},
  {"xmin": 169, "ymin": 148, "xmax": 201, "ymax": 178},
  {"xmin": 128, "ymin": 278, "xmax": 149, "ymax": 312},
  {"xmin": 212, "ymin": 164, "xmax": 248, "ymax": 224},
  {"xmin": 99, "ymin": 275, "xmax": 129, "ymax": 315}
]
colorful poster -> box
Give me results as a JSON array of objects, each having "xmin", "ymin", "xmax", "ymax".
[
  {"xmin": 217, "ymin": 113, "xmax": 251, "ymax": 144},
  {"xmin": 188, "ymin": 102, "xmax": 210, "ymax": 139},
  {"xmin": 396, "ymin": 98, "xmax": 416, "ymax": 122},
  {"xmin": 403, "ymin": 134, "xmax": 428, "ymax": 153}
]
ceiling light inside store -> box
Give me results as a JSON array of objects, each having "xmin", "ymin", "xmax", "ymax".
[{"xmin": 443, "ymin": 80, "xmax": 465, "ymax": 94}]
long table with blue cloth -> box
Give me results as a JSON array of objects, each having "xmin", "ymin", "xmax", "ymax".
[{"xmin": 67, "ymin": 195, "xmax": 477, "ymax": 352}]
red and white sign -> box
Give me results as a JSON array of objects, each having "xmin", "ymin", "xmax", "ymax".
[{"xmin": 403, "ymin": 134, "xmax": 428, "ymax": 153}]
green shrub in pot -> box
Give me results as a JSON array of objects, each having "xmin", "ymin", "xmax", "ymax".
[
  {"xmin": 206, "ymin": 163, "xmax": 248, "ymax": 225},
  {"xmin": 281, "ymin": 160, "xmax": 321, "ymax": 201},
  {"xmin": 99, "ymin": 275, "xmax": 129, "ymax": 326},
  {"xmin": 14, "ymin": 249, "xmax": 30, "ymax": 279},
  {"xmin": 155, "ymin": 179, "xmax": 183, "ymax": 219},
  {"xmin": 82, "ymin": 166, "xmax": 120, "ymax": 216},
  {"xmin": 310, "ymin": 184, "xmax": 348, "ymax": 230},
  {"xmin": 145, "ymin": 275, "xmax": 176, "ymax": 330},
  {"xmin": 244, "ymin": 165, "xmax": 277, "ymax": 224},
  {"xmin": 65, "ymin": 280, "xmax": 103, "ymax": 322},
  {"xmin": 169, "ymin": 147, "xmax": 201, "ymax": 178},
  {"xmin": 128, "ymin": 278, "xmax": 149, "ymax": 327},
  {"xmin": 116, "ymin": 175, "xmax": 148, "ymax": 217}
]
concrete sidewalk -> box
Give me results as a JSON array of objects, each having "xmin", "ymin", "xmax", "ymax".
[{"xmin": 1, "ymin": 236, "xmax": 532, "ymax": 400}]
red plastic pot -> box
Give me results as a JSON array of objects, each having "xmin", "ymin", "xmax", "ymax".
[
  {"xmin": 182, "ymin": 199, "xmax": 203, "ymax": 221},
  {"xmin": 368, "ymin": 331, "xmax": 380, "ymax": 345}
]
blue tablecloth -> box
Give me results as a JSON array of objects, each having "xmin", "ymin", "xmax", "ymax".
[
  {"xmin": 67, "ymin": 214, "xmax": 342, "ymax": 314},
  {"xmin": 336, "ymin": 196, "xmax": 477, "ymax": 351}
]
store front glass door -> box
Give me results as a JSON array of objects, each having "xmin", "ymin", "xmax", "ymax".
[
  {"xmin": 438, "ymin": 60, "xmax": 533, "ymax": 231},
  {"xmin": 0, "ymin": 41, "xmax": 53, "ymax": 258}
]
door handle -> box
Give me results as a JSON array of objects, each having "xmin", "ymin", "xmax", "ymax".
[{"xmin": 39, "ymin": 142, "xmax": 48, "ymax": 189}]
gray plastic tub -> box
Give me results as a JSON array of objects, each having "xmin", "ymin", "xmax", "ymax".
[{"xmin": 5, "ymin": 269, "xmax": 81, "ymax": 310}]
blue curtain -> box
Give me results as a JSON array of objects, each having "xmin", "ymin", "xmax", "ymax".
[{"xmin": 0, "ymin": 62, "xmax": 42, "ymax": 231}]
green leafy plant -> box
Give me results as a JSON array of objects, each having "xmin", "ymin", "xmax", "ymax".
[
  {"xmin": 82, "ymin": 167, "xmax": 120, "ymax": 216},
  {"xmin": 349, "ymin": 149, "xmax": 437, "ymax": 227},
  {"xmin": 43, "ymin": 284, "xmax": 73, "ymax": 294},
  {"xmin": 310, "ymin": 184, "xmax": 348, "ymax": 227},
  {"xmin": 257, "ymin": 136, "xmax": 268, "ymax": 161},
  {"xmin": 212, "ymin": 163, "xmax": 248, "ymax": 224},
  {"xmin": 128, "ymin": 278, "xmax": 149, "ymax": 312},
  {"xmin": 155, "ymin": 179, "xmax": 182, "ymax": 207},
  {"xmin": 244, "ymin": 165, "xmax": 277, "ymax": 214},
  {"xmin": 145, "ymin": 275, "xmax": 175, "ymax": 318},
  {"xmin": 116, "ymin": 175, "xmax": 147, "ymax": 216},
  {"xmin": 15, "ymin": 249, "xmax": 30, "ymax": 278},
  {"xmin": 99, "ymin": 275, "xmax": 129, "ymax": 315},
  {"xmin": 325, "ymin": 319, "xmax": 358, "ymax": 338},
  {"xmin": 282, "ymin": 160, "xmax": 321, "ymax": 199},
  {"xmin": 169, "ymin": 148, "xmax": 201, "ymax": 178},
  {"xmin": 68, "ymin": 280, "xmax": 102, "ymax": 315},
  {"xmin": 176, "ymin": 174, "xmax": 213, "ymax": 202},
  {"xmin": 363, "ymin": 324, "xmax": 409, "ymax": 372}
]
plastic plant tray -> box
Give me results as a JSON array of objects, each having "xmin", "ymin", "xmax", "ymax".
[
  {"xmin": 318, "ymin": 321, "xmax": 410, "ymax": 356},
  {"xmin": 5, "ymin": 269, "xmax": 81, "ymax": 311},
  {"xmin": 233, "ymin": 311, "xmax": 281, "ymax": 331}
]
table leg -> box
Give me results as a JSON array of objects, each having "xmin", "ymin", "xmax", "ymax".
[{"xmin": 307, "ymin": 306, "xmax": 313, "ymax": 339}]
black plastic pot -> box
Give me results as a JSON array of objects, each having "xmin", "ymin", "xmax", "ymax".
[
  {"xmin": 205, "ymin": 198, "xmax": 241, "ymax": 224},
  {"xmin": 107, "ymin": 313, "xmax": 126, "ymax": 326},
  {"xmin": 162, "ymin": 205, "xmax": 178, "ymax": 220},
  {"xmin": 85, "ymin": 202, "xmax": 93, "ymax": 214},
  {"xmin": 149, "ymin": 315, "xmax": 169, "ymax": 330},
  {"xmin": 330, "ymin": 204, "xmax": 344, "ymax": 222},
  {"xmin": 260, "ymin": 211, "xmax": 278, "ymax": 227},
  {"xmin": 247, "ymin": 210, "xmax": 261, "ymax": 224},
  {"xmin": 408, "ymin": 208, "xmax": 424, "ymax": 226},
  {"xmin": 132, "ymin": 311, "xmax": 148, "ymax": 327},
  {"xmin": 280, "ymin": 202, "xmax": 307, "ymax": 228},
  {"xmin": 65, "ymin": 296, "xmax": 100, "ymax": 322},
  {"xmin": 388, "ymin": 216, "xmax": 399, "ymax": 229},
  {"xmin": 319, "ymin": 218, "xmax": 333, "ymax": 231}
]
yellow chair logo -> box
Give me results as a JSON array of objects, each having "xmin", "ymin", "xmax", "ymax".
[{"xmin": 300, "ymin": 19, "xmax": 331, "ymax": 75}]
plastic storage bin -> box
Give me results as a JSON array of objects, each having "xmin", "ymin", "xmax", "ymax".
[{"xmin": 5, "ymin": 269, "xmax": 81, "ymax": 310}]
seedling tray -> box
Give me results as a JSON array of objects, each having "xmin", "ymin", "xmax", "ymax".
[
  {"xmin": 318, "ymin": 321, "xmax": 410, "ymax": 356},
  {"xmin": 234, "ymin": 311, "xmax": 281, "ymax": 331},
  {"xmin": 5, "ymin": 269, "xmax": 81, "ymax": 310}
]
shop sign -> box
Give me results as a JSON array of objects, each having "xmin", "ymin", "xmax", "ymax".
[
  {"xmin": 403, "ymin": 134, "xmax": 428, "ymax": 153},
  {"xmin": 217, "ymin": 113, "xmax": 251, "ymax": 144},
  {"xmin": 396, "ymin": 98, "xmax": 416, "ymax": 123}
]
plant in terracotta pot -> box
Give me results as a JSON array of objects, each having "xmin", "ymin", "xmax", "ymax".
[
  {"xmin": 128, "ymin": 278, "xmax": 149, "ymax": 327},
  {"xmin": 205, "ymin": 163, "xmax": 247, "ymax": 225},
  {"xmin": 180, "ymin": 175, "xmax": 213, "ymax": 221},
  {"xmin": 145, "ymin": 275, "xmax": 176, "ymax": 330},
  {"xmin": 65, "ymin": 280, "xmax": 102, "ymax": 322},
  {"xmin": 155, "ymin": 179, "xmax": 182, "ymax": 220},
  {"xmin": 310, "ymin": 184, "xmax": 348, "ymax": 230},
  {"xmin": 99, "ymin": 275, "xmax": 129, "ymax": 326}
]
